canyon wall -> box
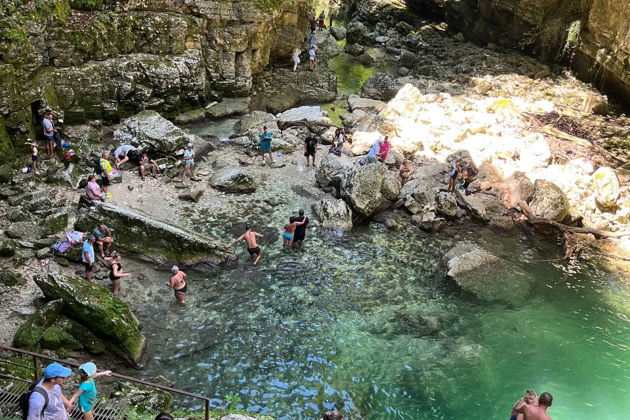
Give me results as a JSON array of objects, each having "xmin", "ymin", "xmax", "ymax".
[{"xmin": 0, "ymin": 0, "xmax": 311, "ymax": 158}]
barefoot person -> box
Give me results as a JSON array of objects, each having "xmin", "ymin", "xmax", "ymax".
[
  {"xmin": 292, "ymin": 209, "xmax": 309, "ymax": 248},
  {"xmin": 514, "ymin": 392, "xmax": 554, "ymax": 420},
  {"xmin": 25, "ymin": 139, "xmax": 38, "ymax": 173},
  {"xmin": 169, "ymin": 265, "xmax": 188, "ymax": 305},
  {"xmin": 510, "ymin": 390, "xmax": 538, "ymax": 420},
  {"xmin": 283, "ymin": 216, "xmax": 306, "ymax": 248},
  {"xmin": 92, "ymin": 224, "xmax": 114, "ymax": 258},
  {"xmin": 105, "ymin": 253, "xmax": 131, "ymax": 297},
  {"xmin": 139, "ymin": 151, "xmax": 160, "ymax": 180},
  {"xmin": 231, "ymin": 224, "xmax": 264, "ymax": 265},
  {"xmin": 399, "ymin": 159, "xmax": 411, "ymax": 185}
]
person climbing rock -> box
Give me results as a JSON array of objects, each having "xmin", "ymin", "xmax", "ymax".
[
  {"xmin": 169, "ymin": 265, "xmax": 188, "ymax": 305},
  {"xmin": 304, "ymin": 132, "xmax": 318, "ymax": 167},
  {"xmin": 68, "ymin": 362, "xmax": 112, "ymax": 420},
  {"xmin": 231, "ymin": 224, "xmax": 264, "ymax": 265},
  {"xmin": 292, "ymin": 209, "xmax": 309, "ymax": 248},
  {"xmin": 82, "ymin": 235, "xmax": 96, "ymax": 282},
  {"xmin": 105, "ymin": 252, "xmax": 131, "ymax": 297},
  {"xmin": 26, "ymin": 362, "xmax": 72, "ymax": 420},
  {"xmin": 259, "ymin": 126, "xmax": 273, "ymax": 164},
  {"xmin": 399, "ymin": 159, "xmax": 412, "ymax": 185}
]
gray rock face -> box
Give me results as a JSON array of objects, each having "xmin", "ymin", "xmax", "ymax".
[
  {"xmin": 361, "ymin": 72, "xmax": 401, "ymax": 101},
  {"xmin": 331, "ymin": 26, "xmax": 347, "ymax": 40},
  {"xmin": 205, "ymin": 97, "xmax": 251, "ymax": 119},
  {"xmin": 75, "ymin": 202, "xmax": 233, "ymax": 265},
  {"xmin": 276, "ymin": 106, "xmax": 331, "ymax": 124},
  {"xmin": 210, "ymin": 166, "xmax": 262, "ymax": 193},
  {"xmin": 237, "ymin": 111, "xmax": 277, "ymax": 132},
  {"xmin": 345, "ymin": 43, "xmax": 366, "ymax": 56},
  {"xmin": 6, "ymin": 222, "xmax": 43, "ymax": 240},
  {"xmin": 312, "ymin": 198, "xmax": 354, "ymax": 230},
  {"xmin": 341, "ymin": 163, "xmax": 392, "ymax": 218},
  {"xmin": 444, "ymin": 242, "xmax": 532, "ymax": 303},
  {"xmin": 114, "ymin": 110, "xmax": 198, "ymax": 154},
  {"xmin": 315, "ymin": 154, "xmax": 354, "ymax": 189},
  {"xmin": 529, "ymin": 180, "xmax": 569, "ymax": 221},
  {"xmin": 435, "ymin": 191, "xmax": 459, "ymax": 217},
  {"xmin": 0, "ymin": 238, "xmax": 16, "ymax": 257},
  {"xmin": 346, "ymin": 21, "xmax": 367, "ymax": 44}
]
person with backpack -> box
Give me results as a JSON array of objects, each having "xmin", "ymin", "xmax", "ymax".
[
  {"xmin": 23, "ymin": 362, "xmax": 72, "ymax": 420},
  {"xmin": 68, "ymin": 362, "xmax": 112, "ymax": 420}
]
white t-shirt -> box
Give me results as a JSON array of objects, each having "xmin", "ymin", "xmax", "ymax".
[{"xmin": 309, "ymin": 49, "xmax": 316, "ymax": 60}]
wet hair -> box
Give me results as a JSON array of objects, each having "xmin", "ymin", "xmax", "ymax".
[
  {"xmin": 323, "ymin": 412, "xmax": 343, "ymax": 420},
  {"xmin": 539, "ymin": 392, "xmax": 553, "ymax": 406},
  {"xmin": 154, "ymin": 414, "xmax": 173, "ymax": 420},
  {"xmin": 523, "ymin": 389, "xmax": 537, "ymax": 402},
  {"xmin": 289, "ymin": 216, "xmax": 295, "ymax": 223},
  {"xmin": 299, "ymin": 209, "xmax": 304, "ymax": 216},
  {"xmin": 171, "ymin": 265, "xmax": 179, "ymax": 274}
]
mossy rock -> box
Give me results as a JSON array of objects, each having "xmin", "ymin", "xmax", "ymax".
[
  {"xmin": 12, "ymin": 299, "xmax": 64, "ymax": 351},
  {"xmin": 40, "ymin": 326, "xmax": 82, "ymax": 351},
  {"xmin": 0, "ymin": 270, "xmax": 25, "ymax": 286},
  {"xmin": 53, "ymin": 316, "xmax": 106, "ymax": 354},
  {"xmin": 0, "ymin": 165, "xmax": 12, "ymax": 183},
  {"xmin": 34, "ymin": 273, "xmax": 145, "ymax": 365},
  {"xmin": 74, "ymin": 202, "xmax": 234, "ymax": 266},
  {"xmin": 42, "ymin": 211, "xmax": 69, "ymax": 236},
  {"xmin": 0, "ymin": 356, "xmax": 35, "ymax": 381},
  {"xmin": 0, "ymin": 238, "xmax": 17, "ymax": 257},
  {"xmin": 112, "ymin": 382, "xmax": 174, "ymax": 414}
]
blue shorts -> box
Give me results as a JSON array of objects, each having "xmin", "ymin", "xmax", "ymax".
[
  {"xmin": 184, "ymin": 160, "xmax": 194, "ymax": 168},
  {"xmin": 45, "ymin": 135, "xmax": 55, "ymax": 143},
  {"xmin": 284, "ymin": 233, "xmax": 294, "ymax": 240},
  {"xmin": 80, "ymin": 405, "xmax": 93, "ymax": 413}
]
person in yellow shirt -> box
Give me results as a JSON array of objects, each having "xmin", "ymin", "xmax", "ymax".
[{"xmin": 99, "ymin": 152, "xmax": 113, "ymax": 198}]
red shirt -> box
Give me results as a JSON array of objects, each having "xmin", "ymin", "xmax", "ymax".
[{"xmin": 378, "ymin": 142, "xmax": 391, "ymax": 161}]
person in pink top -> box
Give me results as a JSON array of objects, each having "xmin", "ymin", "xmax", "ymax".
[
  {"xmin": 85, "ymin": 175, "xmax": 105, "ymax": 202},
  {"xmin": 377, "ymin": 136, "xmax": 391, "ymax": 162}
]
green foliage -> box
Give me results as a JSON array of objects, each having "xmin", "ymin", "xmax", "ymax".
[
  {"xmin": 252, "ymin": 0, "xmax": 285, "ymax": 10},
  {"xmin": 70, "ymin": 0, "xmax": 103, "ymax": 10}
]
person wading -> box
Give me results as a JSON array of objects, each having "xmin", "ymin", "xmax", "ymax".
[
  {"xmin": 292, "ymin": 209, "xmax": 309, "ymax": 248},
  {"xmin": 231, "ymin": 224, "xmax": 264, "ymax": 265},
  {"xmin": 169, "ymin": 265, "xmax": 188, "ymax": 305},
  {"xmin": 105, "ymin": 252, "xmax": 131, "ymax": 297},
  {"xmin": 514, "ymin": 392, "xmax": 554, "ymax": 420}
]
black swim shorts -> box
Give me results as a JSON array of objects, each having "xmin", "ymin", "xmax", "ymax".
[
  {"xmin": 101, "ymin": 176, "xmax": 111, "ymax": 187},
  {"xmin": 84, "ymin": 262, "xmax": 93, "ymax": 272},
  {"xmin": 247, "ymin": 246, "xmax": 261, "ymax": 256}
]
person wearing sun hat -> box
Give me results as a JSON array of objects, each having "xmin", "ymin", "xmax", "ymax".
[
  {"xmin": 69, "ymin": 362, "xmax": 112, "ymax": 420},
  {"xmin": 26, "ymin": 362, "xmax": 72, "ymax": 420}
]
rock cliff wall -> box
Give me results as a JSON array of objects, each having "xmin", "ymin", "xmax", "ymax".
[
  {"xmin": 361, "ymin": 0, "xmax": 629, "ymax": 106},
  {"xmin": 0, "ymin": 0, "xmax": 311, "ymax": 159}
]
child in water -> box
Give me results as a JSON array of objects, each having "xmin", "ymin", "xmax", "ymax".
[
  {"xmin": 69, "ymin": 362, "xmax": 112, "ymax": 420},
  {"xmin": 283, "ymin": 216, "xmax": 306, "ymax": 248}
]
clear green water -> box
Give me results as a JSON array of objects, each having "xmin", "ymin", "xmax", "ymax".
[{"xmin": 136, "ymin": 224, "xmax": 630, "ymax": 420}]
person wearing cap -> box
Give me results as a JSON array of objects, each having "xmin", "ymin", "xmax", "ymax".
[
  {"xmin": 26, "ymin": 362, "xmax": 72, "ymax": 420},
  {"xmin": 69, "ymin": 362, "xmax": 112, "ymax": 420},
  {"xmin": 181, "ymin": 143, "xmax": 196, "ymax": 182}
]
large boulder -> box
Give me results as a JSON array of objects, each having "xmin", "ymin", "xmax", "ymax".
[
  {"xmin": 13, "ymin": 300, "xmax": 64, "ymax": 351},
  {"xmin": 113, "ymin": 110, "xmax": 197, "ymax": 154},
  {"xmin": 444, "ymin": 242, "xmax": 532, "ymax": 303},
  {"xmin": 205, "ymin": 97, "xmax": 251, "ymax": 119},
  {"xmin": 41, "ymin": 211, "xmax": 69, "ymax": 236},
  {"xmin": 590, "ymin": 167, "xmax": 620, "ymax": 208},
  {"xmin": 210, "ymin": 167, "xmax": 262, "ymax": 193},
  {"xmin": 331, "ymin": 26, "xmax": 347, "ymax": 40},
  {"xmin": 312, "ymin": 198, "xmax": 354, "ymax": 230},
  {"xmin": 34, "ymin": 273, "xmax": 146, "ymax": 365},
  {"xmin": 346, "ymin": 21, "xmax": 366, "ymax": 44},
  {"xmin": 237, "ymin": 111, "xmax": 277, "ymax": 132},
  {"xmin": 529, "ymin": 180, "xmax": 569, "ymax": 221},
  {"xmin": 0, "ymin": 238, "xmax": 16, "ymax": 257},
  {"xmin": 75, "ymin": 202, "xmax": 233, "ymax": 265},
  {"xmin": 341, "ymin": 163, "xmax": 392, "ymax": 218},
  {"xmin": 347, "ymin": 95, "xmax": 386, "ymax": 113},
  {"xmin": 276, "ymin": 106, "xmax": 332, "ymax": 124},
  {"xmin": 315, "ymin": 154, "xmax": 354, "ymax": 189},
  {"xmin": 361, "ymin": 73, "xmax": 400, "ymax": 101}
]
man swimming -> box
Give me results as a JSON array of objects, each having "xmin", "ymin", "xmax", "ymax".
[
  {"xmin": 514, "ymin": 392, "xmax": 554, "ymax": 420},
  {"xmin": 231, "ymin": 224, "xmax": 264, "ymax": 265}
]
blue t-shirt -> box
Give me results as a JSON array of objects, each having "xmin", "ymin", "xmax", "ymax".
[
  {"xmin": 259, "ymin": 132, "xmax": 272, "ymax": 145},
  {"xmin": 367, "ymin": 142, "xmax": 380, "ymax": 158},
  {"xmin": 42, "ymin": 119, "xmax": 53, "ymax": 136},
  {"xmin": 78, "ymin": 380, "xmax": 97, "ymax": 411},
  {"xmin": 82, "ymin": 241, "xmax": 94, "ymax": 264},
  {"xmin": 27, "ymin": 380, "xmax": 67, "ymax": 420}
]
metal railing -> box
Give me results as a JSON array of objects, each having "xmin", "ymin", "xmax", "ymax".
[{"xmin": 0, "ymin": 344, "xmax": 212, "ymax": 420}]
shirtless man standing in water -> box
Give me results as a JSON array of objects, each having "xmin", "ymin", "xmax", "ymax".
[
  {"xmin": 168, "ymin": 265, "xmax": 187, "ymax": 305},
  {"xmin": 514, "ymin": 392, "xmax": 554, "ymax": 420},
  {"xmin": 231, "ymin": 224, "xmax": 264, "ymax": 264}
]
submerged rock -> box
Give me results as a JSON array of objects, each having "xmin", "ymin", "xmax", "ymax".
[
  {"xmin": 34, "ymin": 273, "xmax": 146, "ymax": 365},
  {"xmin": 312, "ymin": 198, "xmax": 354, "ymax": 230},
  {"xmin": 75, "ymin": 202, "xmax": 233, "ymax": 265}
]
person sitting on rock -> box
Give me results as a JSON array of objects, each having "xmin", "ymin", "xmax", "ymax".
[
  {"xmin": 139, "ymin": 151, "xmax": 160, "ymax": 181},
  {"xmin": 231, "ymin": 224, "xmax": 264, "ymax": 265},
  {"xmin": 377, "ymin": 136, "xmax": 391, "ymax": 162},
  {"xmin": 114, "ymin": 144, "xmax": 138, "ymax": 168},
  {"xmin": 367, "ymin": 140, "xmax": 382, "ymax": 164},
  {"xmin": 169, "ymin": 265, "xmax": 188, "ymax": 305},
  {"xmin": 105, "ymin": 252, "xmax": 131, "ymax": 297},
  {"xmin": 92, "ymin": 223, "xmax": 114, "ymax": 258},
  {"xmin": 85, "ymin": 175, "xmax": 105, "ymax": 202},
  {"xmin": 283, "ymin": 216, "xmax": 307, "ymax": 248},
  {"xmin": 459, "ymin": 160, "xmax": 477, "ymax": 195},
  {"xmin": 399, "ymin": 159, "xmax": 412, "ymax": 185}
]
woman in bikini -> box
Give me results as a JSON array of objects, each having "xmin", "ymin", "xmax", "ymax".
[
  {"xmin": 169, "ymin": 265, "xmax": 188, "ymax": 305},
  {"xmin": 283, "ymin": 216, "xmax": 306, "ymax": 248},
  {"xmin": 105, "ymin": 253, "xmax": 131, "ymax": 297}
]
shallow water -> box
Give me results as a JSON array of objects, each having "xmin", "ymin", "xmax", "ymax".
[{"xmin": 134, "ymin": 223, "xmax": 630, "ymax": 420}]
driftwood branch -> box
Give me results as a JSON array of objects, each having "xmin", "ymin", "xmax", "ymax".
[
  {"xmin": 519, "ymin": 201, "xmax": 630, "ymax": 239},
  {"xmin": 278, "ymin": 120, "xmax": 339, "ymax": 130}
]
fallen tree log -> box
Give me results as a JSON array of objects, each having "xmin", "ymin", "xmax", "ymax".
[
  {"xmin": 519, "ymin": 200, "xmax": 630, "ymax": 239},
  {"xmin": 278, "ymin": 120, "xmax": 340, "ymax": 130}
]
